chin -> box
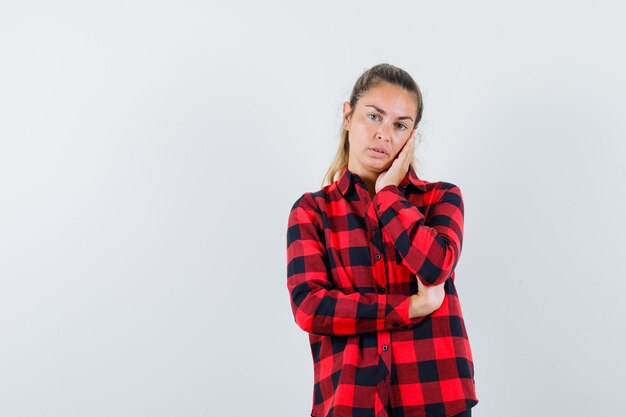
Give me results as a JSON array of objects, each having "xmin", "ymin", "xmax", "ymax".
[{"xmin": 366, "ymin": 161, "xmax": 391, "ymax": 172}]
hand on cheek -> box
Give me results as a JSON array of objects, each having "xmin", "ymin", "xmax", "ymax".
[{"xmin": 375, "ymin": 134, "xmax": 415, "ymax": 193}]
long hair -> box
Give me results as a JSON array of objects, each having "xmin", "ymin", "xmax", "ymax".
[{"xmin": 322, "ymin": 63, "xmax": 424, "ymax": 187}]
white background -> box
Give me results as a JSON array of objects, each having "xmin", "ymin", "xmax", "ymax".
[{"xmin": 1, "ymin": 1, "xmax": 625, "ymax": 416}]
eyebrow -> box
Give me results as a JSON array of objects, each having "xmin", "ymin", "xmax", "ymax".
[{"xmin": 365, "ymin": 105, "xmax": 414, "ymax": 122}]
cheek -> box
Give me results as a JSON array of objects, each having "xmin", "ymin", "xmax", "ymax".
[
  {"xmin": 391, "ymin": 145, "xmax": 403, "ymax": 157},
  {"xmin": 349, "ymin": 129, "xmax": 369, "ymax": 146},
  {"xmin": 353, "ymin": 123, "xmax": 372, "ymax": 136}
]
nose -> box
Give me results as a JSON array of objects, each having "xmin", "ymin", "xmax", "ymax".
[{"xmin": 376, "ymin": 124, "xmax": 391, "ymax": 142}]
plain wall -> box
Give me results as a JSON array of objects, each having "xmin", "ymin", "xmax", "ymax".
[{"xmin": 1, "ymin": 1, "xmax": 625, "ymax": 416}]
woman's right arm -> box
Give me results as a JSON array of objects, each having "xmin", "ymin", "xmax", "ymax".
[{"xmin": 286, "ymin": 192, "xmax": 441, "ymax": 337}]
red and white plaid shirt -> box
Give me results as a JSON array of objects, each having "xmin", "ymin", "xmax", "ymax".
[{"xmin": 286, "ymin": 166, "xmax": 478, "ymax": 417}]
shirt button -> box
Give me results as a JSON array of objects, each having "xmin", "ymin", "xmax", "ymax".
[
  {"xmin": 379, "ymin": 287, "xmax": 385, "ymax": 294},
  {"xmin": 382, "ymin": 345, "xmax": 388, "ymax": 351},
  {"xmin": 376, "ymin": 204, "xmax": 381, "ymax": 210},
  {"xmin": 375, "ymin": 253, "xmax": 381, "ymax": 260},
  {"xmin": 393, "ymin": 322, "xmax": 400, "ymax": 328},
  {"xmin": 373, "ymin": 225, "xmax": 378, "ymax": 232}
]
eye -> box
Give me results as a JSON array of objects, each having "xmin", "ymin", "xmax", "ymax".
[
  {"xmin": 395, "ymin": 123, "xmax": 407, "ymax": 130},
  {"xmin": 368, "ymin": 114, "xmax": 381, "ymax": 121}
]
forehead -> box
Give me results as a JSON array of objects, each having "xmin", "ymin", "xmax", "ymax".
[{"xmin": 357, "ymin": 82, "xmax": 417, "ymax": 115}]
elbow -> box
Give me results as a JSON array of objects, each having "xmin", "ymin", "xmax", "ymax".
[
  {"xmin": 294, "ymin": 313, "xmax": 314, "ymax": 334},
  {"xmin": 291, "ymin": 290, "xmax": 338, "ymax": 336},
  {"xmin": 418, "ymin": 265, "xmax": 453, "ymax": 286},
  {"xmin": 293, "ymin": 306, "xmax": 332, "ymax": 335},
  {"xmin": 289, "ymin": 282, "xmax": 319, "ymax": 334},
  {"xmin": 418, "ymin": 241, "xmax": 460, "ymax": 285}
]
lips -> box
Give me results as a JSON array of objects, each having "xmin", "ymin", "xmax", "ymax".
[{"xmin": 369, "ymin": 147, "xmax": 387, "ymax": 154}]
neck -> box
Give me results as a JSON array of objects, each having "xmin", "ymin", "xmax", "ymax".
[{"xmin": 347, "ymin": 164, "xmax": 379, "ymax": 198}]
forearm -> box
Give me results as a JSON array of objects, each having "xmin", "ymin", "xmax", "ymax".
[
  {"xmin": 373, "ymin": 184, "xmax": 464, "ymax": 286},
  {"xmin": 289, "ymin": 279, "xmax": 426, "ymax": 336}
]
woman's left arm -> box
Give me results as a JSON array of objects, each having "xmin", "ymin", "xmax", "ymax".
[{"xmin": 373, "ymin": 183, "xmax": 464, "ymax": 286}]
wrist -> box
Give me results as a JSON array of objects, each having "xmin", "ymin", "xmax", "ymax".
[{"xmin": 375, "ymin": 183, "xmax": 397, "ymax": 194}]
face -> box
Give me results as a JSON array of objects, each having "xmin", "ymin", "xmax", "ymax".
[{"xmin": 343, "ymin": 81, "xmax": 418, "ymax": 176}]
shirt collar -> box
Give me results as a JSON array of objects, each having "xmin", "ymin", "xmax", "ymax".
[{"xmin": 337, "ymin": 165, "xmax": 428, "ymax": 196}]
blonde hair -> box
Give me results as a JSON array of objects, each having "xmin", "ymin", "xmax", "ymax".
[{"xmin": 322, "ymin": 63, "xmax": 424, "ymax": 188}]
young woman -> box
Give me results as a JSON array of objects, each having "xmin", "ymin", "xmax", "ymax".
[{"xmin": 286, "ymin": 63, "xmax": 478, "ymax": 417}]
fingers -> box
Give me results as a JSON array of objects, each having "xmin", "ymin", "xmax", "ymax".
[
  {"xmin": 404, "ymin": 134, "xmax": 415, "ymax": 155},
  {"xmin": 384, "ymin": 134, "xmax": 416, "ymax": 187},
  {"xmin": 400, "ymin": 135, "xmax": 415, "ymax": 167}
]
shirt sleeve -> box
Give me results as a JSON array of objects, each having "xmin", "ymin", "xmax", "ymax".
[
  {"xmin": 372, "ymin": 183, "xmax": 464, "ymax": 286},
  {"xmin": 286, "ymin": 192, "xmax": 425, "ymax": 336}
]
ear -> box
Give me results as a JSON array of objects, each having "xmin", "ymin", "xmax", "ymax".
[{"xmin": 342, "ymin": 101, "xmax": 352, "ymax": 130}]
